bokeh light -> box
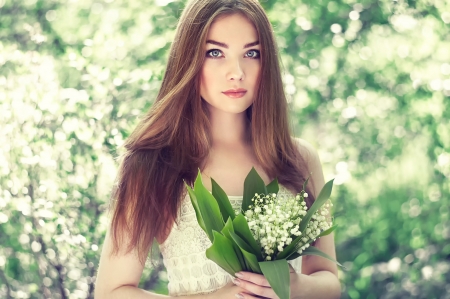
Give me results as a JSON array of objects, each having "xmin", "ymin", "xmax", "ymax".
[{"xmin": 0, "ymin": 0, "xmax": 449, "ymax": 298}]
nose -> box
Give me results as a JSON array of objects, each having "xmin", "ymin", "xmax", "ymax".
[{"xmin": 226, "ymin": 58, "xmax": 244, "ymax": 81}]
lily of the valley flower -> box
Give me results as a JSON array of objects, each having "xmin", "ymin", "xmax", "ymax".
[{"xmin": 243, "ymin": 190, "xmax": 332, "ymax": 260}]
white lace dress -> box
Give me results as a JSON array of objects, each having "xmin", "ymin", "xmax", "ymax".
[{"xmin": 159, "ymin": 186, "xmax": 303, "ymax": 296}]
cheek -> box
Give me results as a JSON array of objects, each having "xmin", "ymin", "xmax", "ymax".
[
  {"xmin": 200, "ymin": 64, "xmax": 215, "ymax": 92},
  {"xmin": 249, "ymin": 64, "xmax": 261, "ymax": 87},
  {"xmin": 200, "ymin": 68, "xmax": 209, "ymax": 95}
]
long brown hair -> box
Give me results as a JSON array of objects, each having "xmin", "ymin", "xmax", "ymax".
[{"xmin": 109, "ymin": 0, "xmax": 315, "ymax": 264}]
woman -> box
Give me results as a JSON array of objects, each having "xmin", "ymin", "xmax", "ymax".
[{"xmin": 95, "ymin": 0, "xmax": 340, "ymax": 298}]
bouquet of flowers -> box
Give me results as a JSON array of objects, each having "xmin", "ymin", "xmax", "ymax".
[{"xmin": 185, "ymin": 168, "xmax": 341, "ymax": 299}]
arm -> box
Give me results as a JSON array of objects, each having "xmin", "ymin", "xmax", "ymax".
[
  {"xmin": 291, "ymin": 138, "xmax": 340, "ymax": 299},
  {"xmin": 94, "ymin": 230, "xmax": 169, "ymax": 299},
  {"xmin": 230, "ymin": 138, "xmax": 341, "ymax": 299},
  {"xmin": 95, "ymin": 229, "xmax": 245, "ymax": 299}
]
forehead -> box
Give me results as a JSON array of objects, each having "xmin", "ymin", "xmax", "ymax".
[{"xmin": 207, "ymin": 13, "xmax": 258, "ymax": 42}]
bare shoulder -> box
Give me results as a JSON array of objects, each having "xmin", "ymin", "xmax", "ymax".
[
  {"xmin": 292, "ymin": 137, "xmax": 325, "ymax": 198},
  {"xmin": 291, "ymin": 137, "xmax": 320, "ymax": 168}
]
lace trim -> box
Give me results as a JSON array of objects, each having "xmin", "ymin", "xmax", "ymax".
[{"xmin": 159, "ymin": 186, "xmax": 302, "ymax": 296}]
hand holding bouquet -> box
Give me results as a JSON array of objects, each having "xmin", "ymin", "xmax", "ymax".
[{"xmin": 186, "ymin": 168, "xmax": 341, "ymax": 299}]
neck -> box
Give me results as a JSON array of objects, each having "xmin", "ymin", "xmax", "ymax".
[{"xmin": 208, "ymin": 108, "xmax": 250, "ymax": 146}]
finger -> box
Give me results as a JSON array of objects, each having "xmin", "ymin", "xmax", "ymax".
[
  {"xmin": 237, "ymin": 290, "xmax": 262, "ymax": 298},
  {"xmin": 238, "ymin": 295, "xmax": 267, "ymax": 299},
  {"xmin": 235, "ymin": 272, "xmax": 271, "ymax": 287},
  {"xmin": 236, "ymin": 291, "xmax": 275, "ymax": 299},
  {"xmin": 238, "ymin": 291, "xmax": 278, "ymax": 299},
  {"xmin": 233, "ymin": 278, "xmax": 277, "ymax": 298}
]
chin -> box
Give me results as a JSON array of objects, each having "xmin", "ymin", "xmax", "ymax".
[
  {"xmin": 203, "ymin": 98, "xmax": 252, "ymax": 115},
  {"xmin": 210, "ymin": 104, "xmax": 252, "ymax": 115}
]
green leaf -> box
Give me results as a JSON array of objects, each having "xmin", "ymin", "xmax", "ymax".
[
  {"xmin": 299, "ymin": 179, "xmax": 334, "ymax": 234},
  {"xmin": 229, "ymin": 231, "xmax": 262, "ymax": 273},
  {"xmin": 277, "ymin": 241, "xmax": 298, "ymax": 260},
  {"xmin": 185, "ymin": 183, "xmax": 206, "ymax": 232},
  {"xmin": 259, "ymin": 259, "xmax": 290, "ymax": 299},
  {"xmin": 300, "ymin": 246, "xmax": 344, "ymax": 268},
  {"xmin": 221, "ymin": 217, "xmax": 234, "ymax": 240},
  {"xmin": 282, "ymin": 226, "xmax": 338, "ymax": 262},
  {"xmin": 317, "ymin": 225, "xmax": 338, "ymax": 238},
  {"xmin": 232, "ymin": 214, "xmax": 263, "ymax": 260},
  {"xmin": 206, "ymin": 231, "xmax": 244, "ymax": 275},
  {"xmin": 277, "ymin": 179, "xmax": 334, "ymax": 260},
  {"xmin": 242, "ymin": 167, "xmax": 267, "ymax": 212},
  {"xmin": 212, "ymin": 178, "xmax": 235, "ymax": 221},
  {"xmin": 266, "ymin": 177, "xmax": 279, "ymax": 194},
  {"xmin": 221, "ymin": 218, "xmax": 247, "ymax": 271},
  {"xmin": 302, "ymin": 174, "xmax": 311, "ymax": 192},
  {"xmin": 193, "ymin": 170, "xmax": 225, "ymax": 242},
  {"xmin": 286, "ymin": 252, "xmax": 300, "ymax": 261}
]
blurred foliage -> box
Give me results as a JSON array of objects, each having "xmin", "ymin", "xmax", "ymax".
[{"xmin": 0, "ymin": 0, "xmax": 449, "ymax": 298}]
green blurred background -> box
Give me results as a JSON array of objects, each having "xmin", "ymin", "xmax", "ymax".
[{"xmin": 0, "ymin": 0, "xmax": 449, "ymax": 298}]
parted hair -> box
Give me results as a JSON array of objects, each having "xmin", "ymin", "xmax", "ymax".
[{"xmin": 109, "ymin": 0, "xmax": 315, "ymax": 264}]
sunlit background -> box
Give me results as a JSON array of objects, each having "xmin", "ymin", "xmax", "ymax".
[{"xmin": 0, "ymin": 0, "xmax": 449, "ymax": 298}]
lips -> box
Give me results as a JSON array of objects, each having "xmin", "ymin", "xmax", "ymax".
[{"xmin": 222, "ymin": 88, "xmax": 247, "ymax": 98}]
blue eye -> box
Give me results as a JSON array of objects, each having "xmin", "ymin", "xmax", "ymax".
[
  {"xmin": 246, "ymin": 50, "xmax": 260, "ymax": 59},
  {"xmin": 207, "ymin": 49, "xmax": 223, "ymax": 58},
  {"xmin": 206, "ymin": 49, "xmax": 260, "ymax": 59}
]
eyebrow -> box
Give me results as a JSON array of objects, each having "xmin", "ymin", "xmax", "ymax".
[{"xmin": 206, "ymin": 39, "xmax": 260, "ymax": 49}]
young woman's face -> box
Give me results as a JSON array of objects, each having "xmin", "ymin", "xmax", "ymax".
[{"xmin": 200, "ymin": 13, "xmax": 261, "ymax": 115}]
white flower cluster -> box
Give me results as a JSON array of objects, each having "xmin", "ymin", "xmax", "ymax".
[{"xmin": 243, "ymin": 191, "xmax": 332, "ymax": 261}]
